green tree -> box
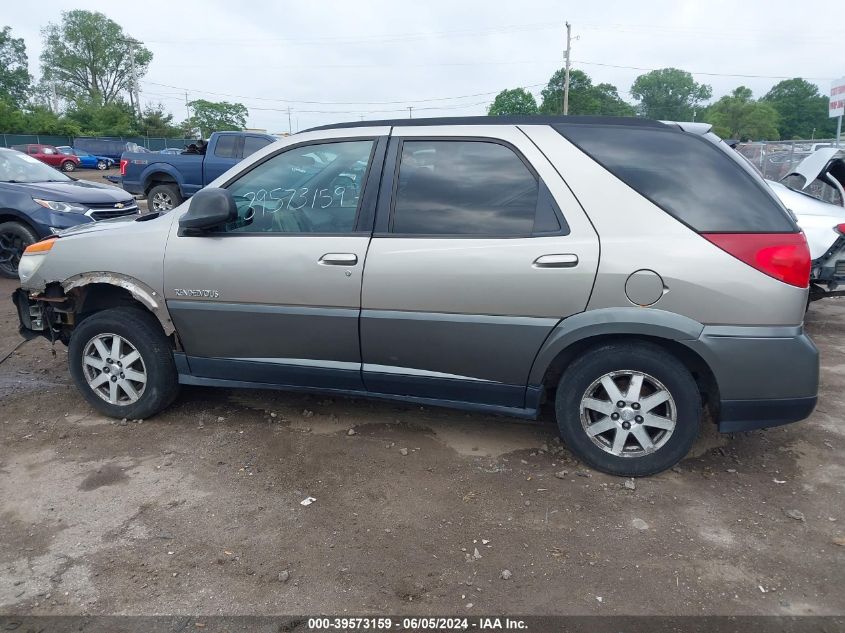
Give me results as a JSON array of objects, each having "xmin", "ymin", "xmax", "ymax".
[
  {"xmin": 703, "ymin": 86, "xmax": 779, "ymax": 140},
  {"xmin": 540, "ymin": 69, "xmax": 634, "ymax": 116},
  {"xmin": 0, "ymin": 26, "xmax": 31, "ymax": 109},
  {"xmin": 139, "ymin": 103, "xmax": 182, "ymax": 137},
  {"xmin": 185, "ymin": 99, "xmax": 248, "ymax": 136},
  {"xmin": 762, "ymin": 78, "xmax": 834, "ymax": 140},
  {"xmin": 64, "ymin": 97, "xmax": 138, "ymax": 136},
  {"xmin": 40, "ymin": 10, "xmax": 152, "ymax": 104},
  {"xmin": 630, "ymin": 68, "xmax": 712, "ymax": 120},
  {"xmin": 488, "ymin": 88, "xmax": 538, "ymax": 115}
]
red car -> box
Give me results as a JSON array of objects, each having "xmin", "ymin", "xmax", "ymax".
[{"xmin": 10, "ymin": 144, "xmax": 80, "ymax": 172}]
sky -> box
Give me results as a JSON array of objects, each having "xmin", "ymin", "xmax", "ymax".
[{"xmin": 5, "ymin": 0, "xmax": 844, "ymax": 134}]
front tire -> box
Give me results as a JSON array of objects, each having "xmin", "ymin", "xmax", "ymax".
[
  {"xmin": 147, "ymin": 184, "xmax": 183, "ymax": 212},
  {"xmin": 96, "ymin": 160, "xmax": 108, "ymax": 170},
  {"xmin": 68, "ymin": 307, "xmax": 180, "ymax": 419},
  {"xmin": 61, "ymin": 160, "xmax": 76, "ymax": 172},
  {"xmin": 554, "ymin": 342, "xmax": 702, "ymax": 477},
  {"xmin": 0, "ymin": 221, "xmax": 38, "ymax": 278}
]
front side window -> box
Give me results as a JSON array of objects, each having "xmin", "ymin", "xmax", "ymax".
[
  {"xmin": 222, "ymin": 139, "xmax": 375, "ymax": 234},
  {"xmin": 391, "ymin": 140, "xmax": 539, "ymax": 236},
  {"xmin": 243, "ymin": 136, "xmax": 272, "ymax": 158}
]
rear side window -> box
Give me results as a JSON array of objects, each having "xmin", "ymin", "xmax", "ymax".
[
  {"xmin": 556, "ymin": 125, "xmax": 796, "ymax": 233},
  {"xmin": 214, "ymin": 135, "xmax": 238, "ymax": 158},
  {"xmin": 391, "ymin": 140, "xmax": 541, "ymax": 236}
]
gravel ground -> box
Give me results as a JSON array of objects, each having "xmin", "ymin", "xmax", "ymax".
[{"xmin": 0, "ymin": 276, "xmax": 843, "ymax": 616}]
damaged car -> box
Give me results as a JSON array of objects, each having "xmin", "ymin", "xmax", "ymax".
[
  {"xmin": 13, "ymin": 116, "xmax": 819, "ymax": 477},
  {"xmin": 766, "ymin": 147, "xmax": 845, "ymax": 301}
]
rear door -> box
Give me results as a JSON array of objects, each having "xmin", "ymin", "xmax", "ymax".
[
  {"xmin": 360, "ymin": 125, "xmax": 599, "ymax": 409},
  {"xmin": 201, "ymin": 135, "xmax": 242, "ymax": 188}
]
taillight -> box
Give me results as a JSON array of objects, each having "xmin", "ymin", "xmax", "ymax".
[
  {"xmin": 835, "ymin": 223, "xmax": 845, "ymax": 235},
  {"xmin": 120, "ymin": 159, "xmax": 128, "ymax": 176},
  {"xmin": 702, "ymin": 233, "xmax": 811, "ymax": 288}
]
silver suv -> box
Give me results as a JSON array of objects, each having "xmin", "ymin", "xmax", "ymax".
[{"xmin": 13, "ymin": 116, "xmax": 819, "ymax": 476}]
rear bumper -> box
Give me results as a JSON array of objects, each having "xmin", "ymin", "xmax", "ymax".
[
  {"xmin": 718, "ymin": 396, "xmax": 817, "ymax": 432},
  {"xmin": 683, "ymin": 325, "xmax": 819, "ymax": 432},
  {"xmin": 121, "ymin": 179, "xmax": 144, "ymax": 196}
]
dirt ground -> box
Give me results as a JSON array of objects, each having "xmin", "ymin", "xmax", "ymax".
[{"xmin": 0, "ymin": 274, "xmax": 843, "ymax": 617}]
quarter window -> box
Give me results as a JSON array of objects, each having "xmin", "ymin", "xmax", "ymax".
[
  {"xmin": 222, "ymin": 140, "xmax": 375, "ymax": 234},
  {"xmin": 391, "ymin": 140, "xmax": 540, "ymax": 236}
]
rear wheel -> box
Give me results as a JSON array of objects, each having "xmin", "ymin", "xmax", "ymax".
[
  {"xmin": 0, "ymin": 221, "xmax": 38, "ymax": 278},
  {"xmin": 147, "ymin": 184, "xmax": 182, "ymax": 212},
  {"xmin": 554, "ymin": 341, "xmax": 701, "ymax": 476},
  {"xmin": 61, "ymin": 160, "xmax": 76, "ymax": 172},
  {"xmin": 68, "ymin": 307, "xmax": 180, "ymax": 419}
]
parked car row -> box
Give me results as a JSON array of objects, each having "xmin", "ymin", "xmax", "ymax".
[
  {"xmin": 12, "ymin": 116, "xmax": 819, "ymax": 477},
  {"xmin": 9, "ymin": 143, "xmax": 115, "ymax": 172}
]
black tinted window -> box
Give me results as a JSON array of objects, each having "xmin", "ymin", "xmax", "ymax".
[
  {"xmin": 392, "ymin": 140, "xmax": 539, "ymax": 235},
  {"xmin": 214, "ymin": 135, "xmax": 238, "ymax": 158},
  {"xmin": 556, "ymin": 125, "xmax": 795, "ymax": 233},
  {"xmin": 243, "ymin": 136, "xmax": 271, "ymax": 157}
]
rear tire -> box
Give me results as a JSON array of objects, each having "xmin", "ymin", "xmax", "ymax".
[
  {"xmin": 554, "ymin": 341, "xmax": 702, "ymax": 477},
  {"xmin": 0, "ymin": 221, "xmax": 38, "ymax": 278},
  {"xmin": 61, "ymin": 160, "xmax": 76, "ymax": 172},
  {"xmin": 147, "ymin": 184, "xmax": 182, "ymax": 212},
  {"xmin": 68, "ymin": 307, "xmax": 180, "ymax": 419}
]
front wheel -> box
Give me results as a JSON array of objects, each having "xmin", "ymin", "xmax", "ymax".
[
  {"xmin": 96, "ymin": 160, "xmax": 108, "ymax": 170},
  {"xmin": 147, "ymin": 184, "xmax": 183, "ymax": 212},
  {"xmin": 61, "ymin": 160, "xmax": 76, "ymax": 172},
  {"xmin": 68, "ymin": 307, "xmax": 180, "ymax": 419},
  {"xmin": 0, "ymin": 221, "xmax": 38, "ymax": 278},
  {"xmin": 554, "ymin": 342, "xmax": 702, "ymax": 477}
]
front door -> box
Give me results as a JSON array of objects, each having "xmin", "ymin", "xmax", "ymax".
[
  {"xmin": 360, "ymin": 125, "xmax": 600, "ymax": 409},
  {"xmin": 164, "ymin": 129, "xmax": 388, "ymax": 390}
]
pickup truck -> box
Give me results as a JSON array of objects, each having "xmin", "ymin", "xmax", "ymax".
[{"xmin": 119, "ymin": 131, "xmax": 276, "ymax": 211}]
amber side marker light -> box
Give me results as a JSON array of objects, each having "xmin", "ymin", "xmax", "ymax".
[{"xmin": 23, "ymin": 238, "xmax": 57, "ymax": 255}]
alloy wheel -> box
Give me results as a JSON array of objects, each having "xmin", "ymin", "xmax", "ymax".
[
  {"xmin": 0, "ymin": 230, "xmax": 27, "ymax": 276},
  {"xmin": 579, "ymin": 370, "xmax": 677, "ymax": 457},
  {"xmin": 82, "ymin": 333, "xmax": 147, "ymax": 405},
  {"xmin": 151, "ymin": 192, "xmax": 174, "ymax": 211}
]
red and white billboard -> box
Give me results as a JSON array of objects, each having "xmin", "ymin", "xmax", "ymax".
[{"xmin": 831, "ymin": 77, "xmax": 845, "ymax": 118}]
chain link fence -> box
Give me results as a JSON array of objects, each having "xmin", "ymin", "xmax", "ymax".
[
  {"xmin": 736, "ymin": 138, "xmax": 840, "ymax": 181},
  {"xmin": 0, "ymin": 134, "xmax": 195, "ymax": 151}
]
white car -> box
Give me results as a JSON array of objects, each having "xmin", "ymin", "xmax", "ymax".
[{"xmin": 766, "ymin": 148, "xmax": 845, "ymax": 301}]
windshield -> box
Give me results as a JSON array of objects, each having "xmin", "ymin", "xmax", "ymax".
[{"xmin": 0, "ymin": 150, "xmax": 71, "ymax": 183}]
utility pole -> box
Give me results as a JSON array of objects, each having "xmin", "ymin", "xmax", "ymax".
[
  {"xmin": 127, "ymin": 39, "xmax": 142, "ymax": 117},
  {"xmin": 562, "ymin": 21, "xmax": 572, "ymax": 115},
  {"xmin": 287, "ymin": 107, "xmax": 292, "ymax": 135},
  {"xmin": 407, "ymin": 106, "xmax": 413, "ymax": 119}
]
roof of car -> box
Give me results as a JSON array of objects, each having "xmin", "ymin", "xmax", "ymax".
[{"xmin": 305, "ymin": 115, "xmax": 669, "ymax": 133}]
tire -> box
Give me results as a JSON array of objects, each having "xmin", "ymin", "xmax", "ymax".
[
  {"xmin": 68, "ymin": 307, "xmax": 180, "ymax": 419},
  {"xmin": 96, "ymin": 160, "xmax": 108, "ymax": 171},
  {"xmin": 554, "ymin": 341, "xmax": 702, "ymax": 477},
  {"xmin": 0, "ymin": 221, "xmax": 38, "ymax": 279},
  {"xmin": 147, "ymin": 184, "xmax": 182, "ymax": 212},
  {"xmin": 61, "ymin": 160, "xmax": 76, "ymax": 172}
]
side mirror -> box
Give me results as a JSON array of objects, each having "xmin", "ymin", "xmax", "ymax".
[{"xmin": 178, "ymin": 188, "xmax": 237, "ymax": 232}]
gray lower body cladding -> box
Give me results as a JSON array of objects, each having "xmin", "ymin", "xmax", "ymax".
[{"xmin": 682, "ymin": 325, "xmax": 818, "ymax": 432}]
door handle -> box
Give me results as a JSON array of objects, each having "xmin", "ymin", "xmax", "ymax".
[
  {"xmin": 533, "ymin": 254, "xmax": 579, "ymax": 268},
  {"xmin": 319, "ymin": 253, "xmax": 358, "ymax": 266}
]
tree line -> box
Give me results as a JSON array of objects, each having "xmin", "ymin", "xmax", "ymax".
[
  {"xmin": 0, "ymin": 12, "xmax": 248, "ymax": 139},
  {"xmin": 489, "ymin": 67, "xmax": 837, "ymax": 141}
]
